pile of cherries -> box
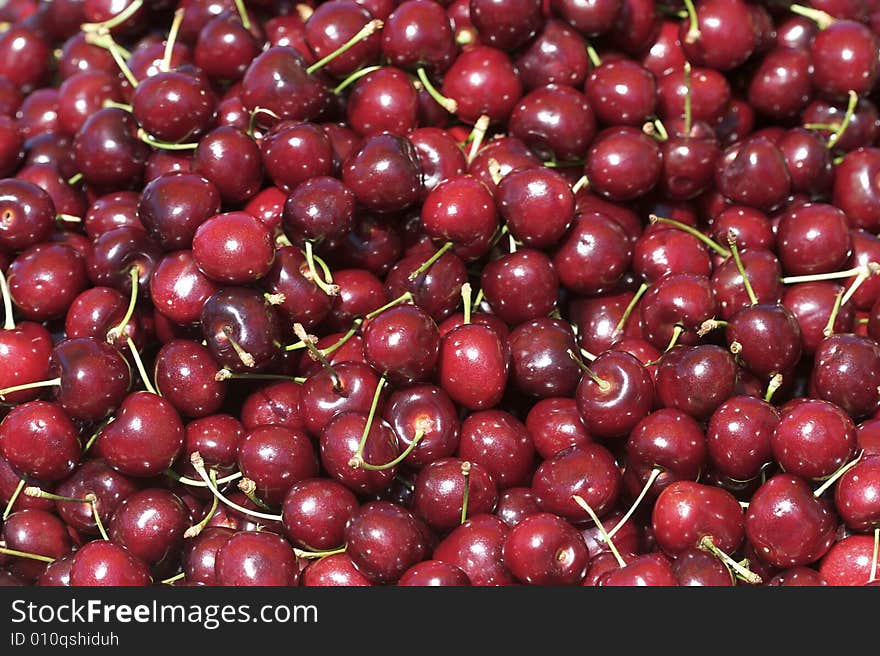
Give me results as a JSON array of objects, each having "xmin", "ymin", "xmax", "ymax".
[{"xmin": 0, "ymin": 0, "xmax": 879, "ymax": 587}]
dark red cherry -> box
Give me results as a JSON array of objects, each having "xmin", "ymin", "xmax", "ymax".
[
  {"xmin": 240, "ymin": 46, "xmax": 327, "ymax": 126},
  {"xmin": 508, "ymin": 317, "xmax": 580, "ymax": 399},
  {"xmin": 347, "ymin": 67, "xmax": 418, "ymax": 137},
  {"xmin": 72, "ymin": 107, "xmax": 149, "ymax": 189},
  {"xmin": 554, "ymin": 211, "xmax": 632, "ymax": 296},
  {"xmin": 576, "ymin": 350, "xmax": 654, "ymax": 441},
  {"xmin": 96, "ymin": 391, "xmax": 185, "ymax": 478},
  {"xmin": 672, "ymin": 547, "xmax": 734, "ymax": 586},
  {"xmin": 131, "ymin": 71, "xmax": 216, "ymax": 143},
  {"xmin": 716, "ymin": 137, "xmax": 791, "ymax": 212},
  {"xmin": 49, "ymin": 337, "xmax": 131, "ymax": 422},
  {"xmin": 515, "ymin": 20, "xmax": 590, "ymax": 90},
  {"xmin": 748, "ymin": 47, "xmax": 812, "ymax": 120},
  {"xmin": 656, "ymin": 345, "xmax": 737, "ymax": 422},
  {"xmin": 767, "ymin": 567, "xmax": 827, "ymax": 587},
  {"xmin": 432, "ymin": 514, "xmax": 514, "ymax": 585},
  {"xmin": 154, "ymin": 339, "xmax": 226, "ymax": 418},
  {"xmin": 382, "ymin": 384, "xmax": 460, "ymax": 468},
  {"xmin": 527, "ymin": 398, "xmax": 592, "ymax": 460},
  {"xmin": 109, "ymin": 488, "xmax": 189, "ymax": 566},
  {"xmin": 482, "ymin": 250, "xmax": 558, "ymax": 325},
  {"xmin": 503, "ymin": 512, "xmax": 589, "ymax": 585},
  {"xmin": 656, "ymin": 66, "xmax": 730, "ymax": 126},
  {"xmin": 259, "ymin": 246, "xmax": 332, "ymax": 331},
  {"xmin": 777, "ymin": 203, "xmax": 852, "ymax": 277},
  {"xmin": 819, "ymin": 535, "xmax": 876, "ymax": 586},
  {"xmin": 3, "ymin": 511, "xmax": 71, "ymax": 583},
  {"xmin": 194, "ymin": 12, "xmax": 260, "ymax": 83},
  {"xmin": 407, "ymin": 128, "xmax": 466, "ymax": 198},
  {"xmin": 192, "ymin": 212, "xmax": 275, "ymax": 285},
  {"xmin": 745, "ymin": 474, "xmax": 836, "ymax": 568},
  {"xmin": 182, "ymin": 414, "xmax": 244, "ymax": 472},
  {"xmin": 319, "ymin": 410, "xmax": 398, "ymax": 495},
  {"xmin": 532, "ymin": 444, "xmax": 621, "ymax": 522},
  {"xmin": 784, "ymin": 282, "xmax": 855, "ymax": 356},
  {"xmin": 459, "ymin": 410, "xmax": 535, "ymax": 489},
  {"xmin": 626, "ymin": 409, "xmax": 707, "ymax": 497},
  {"xmin": 363, "ymin": 304, "xmax": 440, "ymax": 385},
  {"xmin": 237, "ymin": 425, "xmax": 318, "ymax": 506},
  {"xmin": 192, "ymin": 126, "xmax": 263, "ymax": 205},
  {"xmin": 261, "ymin": 121, "xmax": 334, "ymax": 192},
  {"xmin": 0, "ymin": 178, "xmax": 55, "ymax": 251},
  {"xmin": 69, "ymin": 541, "xmax": 151, "ymax": 586},
  {"xmin": 651, "ymin": 481, "xmax": 744, "ymax": 555},
  {"xmin": 398, "ymin": 560, "xmax": 470, "ymax": 586},
  {"xmin": 412, "ymin": 457, "xmax": 497, "ymax": 532},
  {"xmin": 342, "ymin": 132, "xmax": 423, "ymax": 213},
  {"xmin": 585, "ymin": 126, "xmax": 662, "ymax": 201},
  {"xmin": 707, "ymin": 396, "xmax": 778, "ymax": 482},
  {"xmin": 772, "ymin": 399, "xmax": 857, "ymax": 480},
  {"xmin": 82, "ymin": 190, "xmax": 141, "ymax": 240},
  {"xmin": 585, "ymin": 59, "xmax": 656, "ymax": 127},
  {"xmin": 138, "ymin": 172, "xmax": 221, "ymax": 251},
  {"xmin": 811, "ymin": 19, "xmax": 878, "ymax": 98},
  {"xmin": 86, "ymin": 226, "xmax": 162, "ymax": 298},
  {"xmin": 438, "ymin": 323, "xmax": 509, "ymax": 411},
  {"xmin": 282, "ymin": 176, "xmax": 355, "ymax": 246},
  {"xmin": 811, "ymin": 334, "xmax": 880, "ymax": 419},
  {"xmin": 150, "ymin": 250, "xmax": 219, "ymax": 326},
  {"xmin": 441, "ymin": 46, "xmax": 522, "ymax": 124},
  {"xmin": 508, "ymin": 85, "xmax": 596, "ymax": 162},
  {"xmin": 345, "ymin": 501, "xmax": 429, "ymax": 583},
  {"xmin": 496, "ymin": 167, "xmax": 575, "ymax": 249},
  {"xmin": 182, "ymin": 526, "xmax": 234, "ymax": 586},
  {"xmin": 381, "ymin": 0, "xmax": 457, "ymax": 74},
  {"xmin": 305, "ymin": 0, "xmax": 381, "ymax": 78},
  {"xmin": 421, "ymin": 174, "xmax": 497, "ymax": 261},
  {"xmin": 549, "ymin": 0, "xmax": 621, "ymax": 36},
  {"xmin": 301, "ymin": 553, "xmax": 373, "ymax": 586},
  {"xmin": 215, "ymin": 531, "xmax": 299, "ymax": 586},
  {"xmin": 200, "ymin": 287, "xmax": 282, "ymax": 372},
  {"xmin": 300, "ymin": 360, "xmax": 380, "ymax": 437},
  {"xmin": 0, "ymin": 26, "xmax": 49, "ymax": 93},
  {"xmin": 640, "ymin": 273, "xmax": 717, "ymax": 350},
  {"xmin": 833, "ymin": 148, "xmax": 880, "ymax": 232},
  {"xmin": 599, "ymin": 553, "xmax": 677, "ymax": 587},
  {"xmin": 7, "ymin": 243, "xmax": 88, "ymax": 322},
  {"xmin": 679, "ymin": 0, "xmax": 757, "ymax": 70},
  {"xmin": 0, "ymin": 321, "xmax": 52, "ymax": 405},
  {"xmin": 834, "ymin": 455, "xmax": 880, "ymax": 531},
  {"xmin": 283, "ymin": 478, "xmax": 358, "ymax": 550},
  {"xmin": 0, "ymin": 401, "xmax": 79, "ymax": 482}
]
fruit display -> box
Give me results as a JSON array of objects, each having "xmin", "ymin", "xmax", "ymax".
[{"xmin": 0, "ymin": 0, "xmax": 879, "ymax": 588}]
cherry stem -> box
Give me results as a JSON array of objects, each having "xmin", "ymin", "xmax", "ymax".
[
  {"xmin": 107, "ymin": 267, "xmax": 139, "ymax": 344},
  {"xmin": 642, "ymin": 118, "xmax": 668, "ymax": 142},
  {"xmin": 580, "ymin": 348, "xmax": 597, "ymax": 362},
  {"xmin": 85, "ymin": 493, "xmax": 110, "ymax": 541},
  {"xmin": 233, "ymin": 0, "xmax": 251, "ymax": 30},
  {"xmin": 697, "ymin": 318, "xmax": 727, "ymax": 337},
  {"xmin": 167, "ymin": 468, "xmax": 242, "ymax": 488},
  {"xmin": 2, "ymin": 478, "xmax": 25, "ymax": 520},
  {"xmin": 650, "ymin": 215, "xmax": 731, "ymax": 257},
  {"xmin": 160, "ymin": 8, "xmax": 185, "ymax": 73},
  {"xmin": 416, "ymin": 67, "xmax": 457, "ymax": 114},
  {"xmin": 0, "ymin": 546, "xmax": 54, "ymax": 564},
  {"xmin": 764, "ymin": 373, "xmax": 784, "ymax": 403},
  {"xmin": 107, "ymin": 38, "xmax": 139, "ymax": 88},
  {"xmin": 472, "ymin": 287, "xmax": 485, "ymax": 313},
  {"xmin": 781, "ymin": 265, "xmax": 865, "ymax": 284},
  {"xmin": 84, "ymin": 417, "xmax": 114, "ymax": 453},
  {"xmin": 827, "ymin": 90, "xmax": 859, "ymax": 149},
  {"xmin": 870, "ymin": 527, "xmax": 879, "ymax": 583},
  {"xmin": 586, "ymin": 44, "xmax": 602, "ymax": 68},
  {"xmin": 460, "ymin": 461, "xmax": 472, "ymax": 525},
  {"xmin": 0, "ymin": 266, "xmax": 15, "ymax": 330},
  {"xmin": 727, "ymin": 232, "xmax": 758, "ymax": 306},
  {"xmin": 348, "ymin": 376, "xmax": 387, "ymax": 469},
  {"xmin": 296, "ymin": 3, "xmax": 314, "ymax": 22},
  {"xmin": 789, "ymin": 4, "xmax": 836, "ymax": 29},
  {"xmin": 294, "ymin": 323, "xmax": 342, "ymax": 390},
  {"xmin": 247, "ymin": 107, "xmax": 280, "ymax": 136},
  {"xmin": 161, "ymin": 572, "xmax": 186, "ymax": 585},
  {"xmin": 567, "ymin": 349, "xmax": 611, "ymax": 392},
  {"xmin": 607, "ymin": 467, "xmax": 662, "ymax": 540},
  {"xmin": 333, "ymin": 65, "xmax": 382, "ymax": 94},
  {"xmin": 126, "ymin": 336, "xmax": 157, "ymax": 394},
  {"xmin": 613, "ymin": 282, "xmax": 648, "ymax": 337},
  {"xmin": 137, "ymin": 129, "xmax": 199, "ymax": 150},
  {"xmin": 190, "ymin": 452, "xmax": 282, "ymax": 522},
  {"xmin": 408, "ymin": 241, "xmax": 454, "ymax": 281},
  {"xmin": 320, "ymin": 319, "xmax": 362, "ymax": 357},
  {"xmin": 24, "ymin": 487, "xmax": 85, "ymax": 504},
  {"xmin": 358, "ymin": 430, "xmax": 424, "ymax": 471},
  {"xmin": 571, "ymin": 175, "xmax": 589, "ymax": 194},
  {"xmin": 221, "ymin": 327, "xmax": 255, "ymax": 369},
  {"xmin": 83, "ymin": 32, "xmax": 131, "ymax": 59},
  {"xmin": 306, "ymin": 19, "xmax": 383, "ymax": 75},
  {"xmin": 294, "ymin": 544, "xmax": 347, "ymax": 559},
  {"xmin": 237, "ymin": 477, "xmax": 270, "ymax": 510},
  {"xmin": 841, "ymin": 263, "xmax": 879, "ymax": 308},
  {"xmin": 698, "ymin": 535, "xmax": 762, "ymax": 584},
  {"xmin": 56, "ymin": 213, "xmax": 83, "ymax": 224},
  {"xmin": 68, "ymin": 173, "xmax": 83, "ymax": 186},
  {"xmin": 466, "ymin": 115, "xmax": 491, "ymax": 165},
  {"xmin": 461, "ymin": 282, "xmax": 472, "ymax": 324},
  {"xmin": 682, "ymin": 0, "xmax": 701, "ymax": 43},
  {"xmin": 365, "ymin": 291, "xmax": 413, "ymax": 320},
  {"xmin": 487, "ymin": 158, "xmax": 503, "ymax": 186},
  {"xmin": 0, "ymin": 377, "xmax": 61, "ymax": 401},
  {"xmin": 572, "ymin": 495, "xmax": 626, "ymax": 568},
  {"xmin": 822, "ymin": 289, "xmax": 844, "ymax": 338},
  {"xmin": 664, "ymin": 324, "xmax": 685, "ymax": 352},
  {"xmin": 82, "ymin": 0, "xmax": 143, "ymax": 33},
  {"xmin": 813, "ymin": 450, "xmax": 863, "ymax": 498},
  {"xmin": 683, "ymin": 62, "xmax": 693, "ymax": 135},
  {"xmin": 303, "ymin": 241, "xmax": 339, "ymax": 296}
]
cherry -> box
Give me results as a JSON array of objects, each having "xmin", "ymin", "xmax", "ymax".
[
  {"xmin": 767, "ymin": 567, "xmax": 827, "ymax": 587},
  {"xmin": 7, "ymin": 243, "xmax": 88, "ymax": 322},
  {"xmin": 109, "ymin": 488, "xmax": 189, "ymax": 566},
  {"xmin": 0, "ymin": 178, "xmax": 55, "ymax": 251},
  {"xmin": 503, "ymin": 512, "xmax": 590, "ymax": 585},
  {"xmin": 671, "ymin": 547, "xmax": 734, "ymax": 586},
  {"xmin": 771, "ymin": 399, "xmax": 857, "ymax": 480},
  {"xmin": 382, "ymin": 384, "xmax": 460, "ymax": 467},
  {"xmin": 149, "ymin": 250, "xmax": 219, "ymax": 326},
  {"xmin": 496, "ymin": 167, "xmax": 575, "ymax": 249},
  {"xmin": 783, "ymin": 281, "xmax": 855, "ymax": 356},
  {"xmin": 237, "ymin": 425, "xmax": 318, "ymax": 506},
  {"xmin": 438, "ymin": 322, "xmax": 509, "ymax": 411},
  {"xmin": 137, "ymin": 172, "xmax": 220, "ymax": 250},
  {"xmin": 515, "ymin": 20, "xmax": 590, "ymax": 90},
  {"xmin": 154, "ymin": 339, "xmax": 226, "ymax": 418},
  {"xmin": 381, "ymin": 0, "xmax": 457, "ymax": 75},
  {"xmin": 585, "ymin": 59, "xmax": 656, "ymax": 127},
  {"xmin": 496, "ymin": 487, "xmax": 542, "ymax": 528},
  {"xmin": 441, "ymin": 46, "xmax": 522, "ymax": 124},
  {"xmin": 640, "ymin": 273, "xmax": 718, "ymax": 350},
  {"xmin": 305, "ymin": 0, "xmax": 381, "ymax": 78},
  {"xmin": 240, "ymin": 46, "xmax": 327, "ymax": 125},
  {"xmin": 0, "ymin": 319, "xmax": 52, "ymax": 405},
  {"xmin": 835, "ymin": 456, "xmax": 880, "ymax": 531},
  {"xmin": 468, "ymin": 136, "xmax": 541, "ymax": 192},
  {"xmin": 777, "ymin": 203, "xmax": 852, "ymax": 277},
  {"xmin": 85, "ymin": 226, "xmax": 162, "ymax": 297},
  {"xmin": 259, "ymin": 246, "xmax": 332, "ymax": 331},
  {"xmin": 716, "ymin": 136, "xmax": 791, "ymax": 212},
  {"xmin": 482, "ymin": 250, "xmax": 558, "ymax": 325},
  {"xmin": 54, "ymin": 459, "xmax": 139, "ymax": 536},
  {"xmin": 656, "ymin": 345, "xmax": 737, "ymax": 421},
  {"xmin": 320, "ymin": 410, "xmax": 399, "ymax": 495},
  {"xmin": 2, "ymin": 509, "xmax": 73, "ymax": 581},
  {"xmin": 182, "ymin": 414, "xmax": 243, "ymax": 473},
  {"xmin": 194, "ymin": 12, "xmax": 260, "ymax": 83},
  {"xmin": 200, "ymin": 287, "xmax": 282, "ymax": 372},
  {"xmin": 599, "ymin": 552, "xmax": 678, "ymax": 586},
  {"xmin": 819, "ymin": 535, "xmax": 877, "ymax": 586},
  {"xmin": 363, "ymin": 303, "xmax": 440, "ymax": 385},
  {"xmin": 508, "ymin": 317, "xmax": 580, "ymax": 399},
  {"xmin": 398, "ymin": 560, "xmax": 470, "ymax": 585},
  {"xmin": 726, "ymin": 304, "xmax": 803, "ymax": 380},
  {"xmin": 407, "ymin": 128, "xmax": 466, "ymax": 199},
  {"xmin": 261, "ymin": 121, "xmax": 334, "ymax": 192},
  {"xmin": 72, "ymin": 107, "xmax": 149, "ymax": 189},
  {"xmin": 0, "ymin": 401, "xmax": 80, "ymax": 482},
  {"xmin": 182, "ymin": 526, "xmax": 234, "ymax": 586},
  {"xmin": 131, "ymin": 71, "xmax": 216, "ymax": 143},
  {"xmin": 37, "ymin": 554, "xmax": 75, "ymax": 587},
  {"xmin": 342, "ymin": 132, "xmax": 423, "ymax": 213},
  {"xmin": 626, "ymin": 409, "xmax": 707, "ymax": 497},
  {"xmin": 69, "ymin": 541, "xmax": 151, "ymax": 586},
  {"xmin": 532, "ymin": 444, "xmax": 621, "ymax": 522},
  {"xmin": 810, "ymin": 334, "xmax": 880, "ymax": 418},
  {"xmin": 301, "ymin": 552, "xmax": 373, "ymax": 586},
  {"xmin": 633, "ymin": 226, "xmax": 711, "ymax": 282},
  {"xmin": 240, "ymin": 380, "xmax": 305, "ymax": 432},
  {"xmin": 526, "ymin": 398, "xmax": 591, "ymax": 459},
  {"xmin": 192, "ymin": 126, "xmax": 262, "ymax": 205},
  {"xmin": 432, "ymin": 514, "xmax": 514, "ymax": 585},
  {"xmin": 833, "ymin": 147, "xmax": 880, "ymax": 232},
  {"xmin": 215, "ymin": 531, "xmax": 299, "ymax": 586},
  {"xmin": 553, "ymin": 211, "xmax": 632, "ymax": 296},
  {"xmin": 508, "ymin": 85, "xmax": 596, "ymax": 162},
  {"xmin": 585, "ymin": 126, "xmax": 662, "ymax": 201},
  {"xmin": 346, "ymin": 67, "xmax": 419, "ymax": 137},
  {"xmin": 421, "ymin": 174, "xmax": 497, "ymax": 261},
  {"xmin": 458, "ymin": 410, "xmax": 535, "ymax": 489},
  {"xmin": 656, "ymin": 65, "xmax": 730, "ymax": 127},
  {"xmin": 706, "ymin": 396, "xmax": 778, "ymax": 482},
  {"xmin": 651, "ymin": 481, "xmax": 744, "ymax": 556},
  {"xmin": 0, "ymin": 25, "xmax": 50, "ymax": 93},
  {"xmin": 345, "ymin": 501, "xmax": 430, "ymax": 583},
  {"xmin": 679, "ymin": 0, "xmax": 757, "ymax": 71},
  {"xmin": 282, "ymin": 478, "xmax": 358, "ymax": 550},
  {"xmin": 811, "ymin": 19, "xmax": 878, "ymax": 98},
  {"xmin": 746, "ymin": 474, "xmax": 837, "ymax": 569},
  {"xmin": 748, "ymin": 47, "xmax": 812, "ymax": 120},
  {"xmin": 301, "ymin": 360, "xmax": 380, "ymax": 437},
  {"xmin": 95, "ymin": 391, "xmax": 185, "ymax": 478}
]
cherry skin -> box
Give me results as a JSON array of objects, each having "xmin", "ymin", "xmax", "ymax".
[
  {"xmin": 381, "ymin": 0, "xmax": 457, "ymax": 75},
  {"xmin": 771, "ymin": 399, "xmax": 857, "ymax": 480},
  {"xmin": 200, "ymin": 287, "xmax": 282, "ymax": 373},
  {"xmin": 109, "ymin": 488, "xmax": 189, "ymax": 566},
  {"xmin": 412, "ymin": 457, "xmax": 497, "ymax": 532},
  {"xmin": 783, "ymin": 282, "xmax": 855, "ymax": 356},
  {"xmin": 215, "ymin": 531, "xmax": 299, "ymax": 586},
  {"xmin": 527, "ymin": 397, "xmax": 592, "ymax": 459},
  {"xmin": 651, "ymin": 481, "xmax": 744, "ymax": 556},
  {"xmin": 458, "ymin": 410, "xmax": 535, "ymax": 489},
  {"xmin": 342, "ymin": 133, "xmax": 423, "ymax": 214},
  {"xmin": 282, "ymin": 176, "xmax": 355, "ymax": 246},
  {"xmin": 811, "ymin": 19, "xmax": 879, "ymax": 98},
  {"xmin": 421, "ymin": 174, "xmax": 497, "ymax": 261},
  {"xmin": 237, "ymin": 425, "xmax": 318, "ymax": 506},
  {"xmin": 716, "ymin": 137, "xmax": 791, "ymax": 212},
  {"xmin": 706, "ymin": 396, "xmax": 778, "ymax": 482},
  {"xmin": 508, "ymin": 85, "xmax": 596, "ymax": 162},
  {"xmin": 576, "ymin": 350, "xmax": 654, "ymax": 441},
  {"xmin": 626, "ymin": 409, "xmax": 707, "ymax": 497},
  {"xmin": 680, "ymin": 0, "xmax": 757, "ymax": 71},
  {"xmin": 182, "ymin": 414, "xmax": 244, "ymax": 473},
  {"xmin": 599, "ymin": 553, "xmax": 678, "ymax": 587},
  {"xmin": 633, "ymin": 226, "xmax": 712, "ymax": 282},
  {"xmin": 726, "ymin": 304, "xmax": 802, "ymax": 380},
  {"xmin": 496, "ymin": 167, "xmax": 575, "ymax": 249},
  {"xmin": 72, "ymin": 107, "xmax": 149, "ymax": 189},
  {"xmin": 382, "ymin": 384, "xmax": 460, "ymax": 468},
  {"xmin": 95, "ymin": 391, "xmax": 185, "ymax": 478},
  {"xmin": 259, "ymin": 246, "xmax": 332, "ymax": 331},
  {"xmin": 481, "ymin": 250, "xmax": 558, "ymax": 325},
  {"xmin": 319, "ymin": 411, "xmax": 398, "ymax": 495},
  {"xmin": 776, "ymin": 203, "xmax": 852, "ymax": 277},
  {"xmin": 438, "ymin": 323, "xmax": 509, "ymax": 411},
  {"xmin": 432, "ymin": 514, "xmax": 514, "ymax": 585},
  {"xmin": 767, "ymin": 567, "xmax": 827, "ymax": 587},
  {"xmin": 810, "ymin": 334, "xmax": 880, "ymax": 419},
  {"xmin": 745, "ymin": 474, "xmax": 837, "ymax": 569},
  {"xmin": 300, "ymin": 360, "xmax": 381, "ymax": 437},
  {"xmin": 496, "ymin": 487, "xmax": 543, "ymax": 528},
  {"xmin": 240, "ymin": 46, "xmax": 327, "ymax": 126},
  {"xmin": 508, "ymin": 318, "xmax": 581, "ymax": 399},
  {"xmin": 0, "ymin": 178, "xmax": 55, "ymax": 251},
  {"xmin": 819, "ymin": 535, "xmax": 877, "ymax": 586},
  {"xmin": 192, "ymin": 127, "xmax": 263, "ymax": 205},
  {"xmin": 240, "ymin": 381, "xmax": 305, "ymax": 433},
  {"xmin": 131, "ymin": 71, "xmax": 216, "ymax": 143},
  {"xmin": 192, "ymin": 212, "xmax": 275, "ymax": 285},
  {"xmin": 640, "ymin": 273, "xmax": 718, "ymax": 350},
  {"xmin": 515, "ymin": 20, "xmax": 590, "ymax": 90},
  {"xmin": 344, "ymin": 501, "xmax": 430, "ymax": 583},
  {"xmin": 182, "ymin": 526, "xmax": 234, "ymax": 586},
  {"xmin": 503, "ymin": 512, "xmax": 590, "ymax": 585},
  {"xmin": 301, "ymin": 553, "xmax": 373, "ymax": 586},
  {"xmin": 362, "ymin": 304, "xmax": 440, "ymax": 385},
  {"xmin": 585, "ymin": 126, "xmax": 662, "ymax": 201},
  {"xmin": 347, "ymin": 67, "xmax": 419, "ymax": 137},
  {"xmin": 54, "ymin": 459, "xmax": 140, "ymax": 536},
  {"xmin": 398, "ymin": 560, "xmax": 470, "ymax": 586},
  {"xmin": 0, "ymin": 321, "xmax": 52, "ymax": 404},
  {"xmin": 532, "ymin": 443, "xmax": 621, "ymax": 522},
  {"xmin": 305, "ymin": 0, "xmax": 381, "ymax": 78},
  {"xmin": 441, "ymin": 46, "xmax": 522, "ymax": 124},
  {"xmin": 282, "ymin": 478, "xmax": 358, "ymax": 550},
  {"xmin": 553, "ymin": 211, "xmax": 632, "ymax": 296},
  {"xmin": 656, "ymin": 345, "xmax": 737, "ymax": 422},
  {"xmin": 834, "ymin": 456, "xmax": 880, "ymax": 531},
  {"xmin": 149, "ymin": 250, "xmax": 219, "ymax": 326},
  {"xmin": 69, "ymin": 541, "xmax": 151, "ymax": 586},
  {"xmin": 671, "ymin": 548, "xmax": 734, "ymax": 587},
  {"xmin": 0, "ymin": 401, "xmax": 80, "ymax": 482},
  {"xmin": 137, "ymin": 172, "xmax": 221, "ymax": 251},
  {"xmin": 2, "ymin": 509, "xmax": 73, "ymax": 582},
  {"xmin": 585, "ymin": 58, "xmax": 656, "ymax": 127},
  {"xmin": 154, "ymin": 340, "xmax": 226, "ymax": 419},
  {"xmin": 7, "ymin": 243, "xmax": 88, "ymax": 322}
]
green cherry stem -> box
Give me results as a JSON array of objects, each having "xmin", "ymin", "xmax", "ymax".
[
  {"xmin": 0, "ymin": 266, "xmax": 15, "ymax": 330},
  {"xmin": 2, "ymin": 479, "xmax": 25, "ymax": 520},
  {"xmin": 348, "ymin": 376, "xmax": 387, "ymax": 469},
  {"xmin": 358, "ymin": 430, "xmax": 424, "ymax": 471},
  {"xmin": 572, "ymin": 495, "xmax": 626, "ymax": 568},
  {"xmin": 233, "ymin": 0, "xmax": 251, "ymax": 30},
  {"xmin": 460, "ymin": 461, "xmax": 471, "ymax": 525},
  {"xmin": 306, "ymin": 19, "xmax": 383, "ymax": 75},
  {"xmin": 416, "ymin": 67, "xmax": 457, "ymax": 114},
  {"xmin": 106, "ymin": 267, "xmax": 139, "ymax": 344},
  {"xmin": 650, "ymin": 214, "xmax": 731, "ymax": 257},
  {"xmin": 699, "ymin": 535, "xmax": 762, "ymax": 584},
  {"xmin": 606, "ymin": 467, "xmax": 662, "ymax": 540},
  {"xmin": 613, "ymin": 282, "xmax": 648, "ymax": 337},
  {"xmin": 160, "ymin": 7, "xmax": 185, "ymax": 73},
  {"xmin": 567, "ymin": 349, "xmax": 611, "ymax": 392},
  {"xmin": 466, "ymin": 115, "xmax": 491, "ymax": 165},
  {"xmin": 190, "ymin": 452, "xmax": 282, "ymax": 522},
  {"xmin": 126, "ymin": 337, "xmax": 157, "ymax": 395},
  {"xmin": 408, "ymin": 241, "xmax": 454, "ymax": 281},
  {"xmin": 813, "ymin": 451, "xmax": 864, "ymax": 498},
  {"xmin": 333, "ymin": 65, "xmax": 382, "ymax": 94},
  {"xmin": 727, "ymin": 232, "xmax": 758, "ymax": 306},
  {"xmin": 764, "ymin": 373, "xmax": 784, "ymax": 403}
]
